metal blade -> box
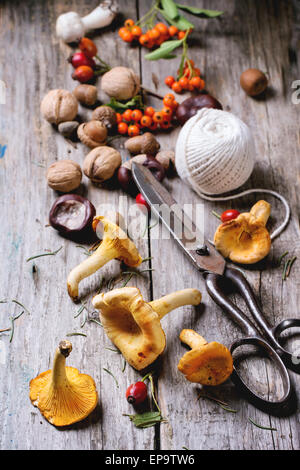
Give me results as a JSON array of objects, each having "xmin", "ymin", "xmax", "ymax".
[{"xmin": 132, "ymin": 163, "xmax": 225, "ymax": 275}]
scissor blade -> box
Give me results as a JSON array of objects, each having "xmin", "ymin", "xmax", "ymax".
[{"xmin": 132, "ymin": 163, "xmax": 225, "ymax": 275}]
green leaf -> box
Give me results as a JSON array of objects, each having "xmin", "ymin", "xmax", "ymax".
[
  {"xmin": 124, "ymin": 411, "xmax": 165, "ymax": 428},
  {"xmin": 161, "ymin": 0, "xmax": 178, "ymax": 20},
  {"xmin": 158, "ymin": 8, "xmax": 194, "ymax": 30},
  {"xmin": 145, "ymin": 38, "xmax": 183, "ymax": 60},
  {"xmin": 177, "ymin": 5, "xmax": 223, "ymax": 18},
  {"xmin": 107, "ymin": 95, "xmax": 144, "ymax": 112}
]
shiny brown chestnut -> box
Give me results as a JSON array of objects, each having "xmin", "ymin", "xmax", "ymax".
[
  {"xmin": 49, "ymin": 194, "xmax": 96, "ymax": 241},
  {"xmin": 176, "ymin": 94, "xmax": 223, "ymax": 125},
  {"xmin": 117, "ymin": 156, "xmax": 165, "ymax": 196}
]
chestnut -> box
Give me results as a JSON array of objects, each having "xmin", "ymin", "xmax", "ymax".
[
  {"xmin": 117, "ymin": 156, "xmax": 165, "ymax": 196},
  {"xmin": 240, "ymin": 68, "xmax": 268, "ymax": 96},
  {"xmin": 176, "ymin": 94, "xmax": 223, "ymax": 125},
  {"xmin": 49, "ymin": 194, "xmax": 96, "ymax": 242}
]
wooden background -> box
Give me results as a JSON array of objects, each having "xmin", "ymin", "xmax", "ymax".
[{"xmin": 0, "ymin": 0, "xmax": 299, "ymax": 450}]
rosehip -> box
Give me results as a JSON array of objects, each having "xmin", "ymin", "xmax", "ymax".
[
  {"xmin": 221, "ymin": 209, "xmax": 240, "ymax": 223},
  {"xmin": 69, "ymin": 52, "xmax": 95, "ymax": 69},
  {"xmin": 79, "ymin": 37, "xmax": 97, "ymax": 58},
  {"xmin": 126, "ymin": 381, "xmax": 148, "ymax": 405},
  {"xmin": 136, "ymin": 193, "xmax": 150, "ymax": 211},
  {"xmin": 72, "ymin": 65, "xmax": 94, "ymax": 83}
]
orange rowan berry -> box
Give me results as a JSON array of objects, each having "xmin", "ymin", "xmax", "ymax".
[
  {"xmin": 128, "ymin": 124, "xmax": 140, "ymax": 137},
  {"xmin": 165, "ymin": 76, "xmax": 175, "ymax": 88},
  {"xmin": 171, "ymin": 81, "xmax": 182, "ymax": 93},
  {"xmin": 124, "ymin": 19, "xmax": 135, "ymax": 28},
  {"xmin": 156, "ymin": 23, "xmax": 168, "ymax": 34},
  {"xmin": 163, "ymin": 93, "xmax": 175, "ymax": 107},
  {"xmin": 161, "ymin": 106, "xmax": 173, "ymax": 119},
  {"xmin": 178, "ymin": 31, "xmax": 186, "ymax": 40},
  {"xmin": 168, "ymin": 25, "xmax": 178, "ymax": 36},
  {"xmin": 149, "ymin": 120, "xmax": 158, "ymax": 131},
  {"xmin": 116, "ymin": 113, "xmax": 122, "ymax": 124},
  {"xmin": 122, "ymin": 109, "xmax": 133, "ymax": 121},
  {"xmin": 131, "ymin": 109, "xmax": 143, "ymax": 121},
  {"xmin": 171, "ymin": 100, "xmax": 178, "ymax": 110},
  {"xmin": 118, "ymin": 122, "xmax": 128, "ymax": 134},
  {"xmin": 160, "ymin": 120, "xmax": 171, "ymax": 129},
  {"xmin": 200, "ymin": 79, "xmax": 205, "ymax": 90},
  {"xmin": 139, "ymin": 33, "xmax": 151, "ymax": 46},
  {"xmin": 122, "ymin": 30, "xmax": 134, "ymax": 42},
  {"xmin": 185, "ymin": 59, "xmax": 195, "ymax": 68},
  {"xmin": 148, "ymin": 28, "xmax": 160, "ymax": 40},
  {"xmin": 131, "ymin": 25, "xmax": 142, "ymax": 37},
  {"xmin": 145, "ymin": 106, "xmax": 155, "ymax": 117},
  {"xmin": 140, "ymin": 115, "xmax": 152, "ymax": 127},
  {"xmin": 179, "ymin": 76, "xmax": 189, "ymax": 89},
  {"xmin": 189, "ymin": 76, "xmax": 202, "ymax": 89},
  {"xmin": 119, "ymin": 27, "xmax": 128, "ymax": 38},
  {"xmin": 153, "ymin": 111, "xmax": 164, "ymax": 123},
  {"xmin": 193, "ymin": 67, "xmax": 201, "ymax": 76}
]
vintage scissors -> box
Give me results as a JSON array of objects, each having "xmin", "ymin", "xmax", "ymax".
[{"xmin": 132, "ymin": 163, "xmax": 300, "ymax": 414}]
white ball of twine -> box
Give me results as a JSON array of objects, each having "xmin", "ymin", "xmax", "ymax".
[
  {"xmin": 175, "ymin": 107, "xmax": 255, "ymax": 196},
  {"xmin": 175, "ymin": 108, "xmax": 290, "ymax": 241}
]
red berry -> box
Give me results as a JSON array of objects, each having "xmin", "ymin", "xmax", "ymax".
[
  {"xmin": 131, "ymin": 109, "xmax": 143, "ymax": 121},
  {"xmin": 69, "ymin": 52, "xmax": 95, "ymax": 69},
  {"xmin": 220, "ymin": 209, "xmax": 240, "ymax": 223},
  {"xmin": 126, "ymin": 381, "xmax": 148, "ymax": 405},
  {"xmin": 165, "ymin": 76, "xmax": 175, "ymax": 88},
  {"xmin": 79, "ymin": 37, "xmax": 97, "ymax": 58},
  {"xmin": 136, "ymin": 193, "xmax": 150, "ymax": 210},
  {"xmin": 118, "ymin": 122, "xmax": 128, "ymax": 134},
  {"xmin": 72, "ymin": 65, "xmax": 94, "ymax": 83},
  {"xmin": 128, "ymin": 124, "xmax": 140, "ymax": 137}
]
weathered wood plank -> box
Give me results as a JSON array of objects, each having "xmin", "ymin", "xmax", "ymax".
[
  {"xmin": 140, "ymin": 0, "xmax": 300, "ymax": 450},
  {"xmin": 0, "ymin": 0, "xmax": 154, "ymax": 450}
]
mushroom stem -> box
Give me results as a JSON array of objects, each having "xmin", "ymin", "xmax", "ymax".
[
  {"xmin": 179, "ymin": 329, "xmax": 208, "ymax": 350},
  {"xmin": 249, "ymin": 200, "xmax": 270, "ymax": 226},
  {"xmin": 51, "ymin": 341, "xmax": 72, "ymax": 388},
  {"xmin": 149, "ymin": 289, "xmax": 201, "ymax": 319},
  {"xmin": 67, "ymin": 244, "xmax": 119, "ymax": 301}
]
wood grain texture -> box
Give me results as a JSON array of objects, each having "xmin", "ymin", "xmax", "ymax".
[{"xmin": 0, "ymin": 0, "xmax": 299, "ymax": 450}]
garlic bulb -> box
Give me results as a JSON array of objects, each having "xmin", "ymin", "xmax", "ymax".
[{"xmin": 175, "ymin": 108, "xmax": 255, "ymax": 196}]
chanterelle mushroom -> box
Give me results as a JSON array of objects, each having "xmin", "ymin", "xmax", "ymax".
[
  {"xmin": 67, "ymin": 214, "xmax": 142, "ymax": 301},
  {"xmin": 92, "ymin": 287, "xmax": 202, "ymax": 370},
  {"xmin": 178, "ymin": 329, "xmax": 233, "ymax": 386},
  {"xmin": 214, "ymin": 200, "xmax": 271, "ymax": 264},
  {"xmin": 29, "ymin": 340, "xmax": 98, "ymax": 426}
]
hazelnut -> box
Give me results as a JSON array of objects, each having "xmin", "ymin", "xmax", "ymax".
[
  {"xmin": 155, "ymin": 150, "xmax": 175, "ymax": 170},
  {"xmin": 47, "ymin": 160, "xmax": 82, "ymax": 192},
  {"xmin": 101, "ymin": 66, "xmax": 140, "ymax": 100},
  {"xmin": 83, "ymin": 146, "xmax": 121, "ymax": 183},
  {"xmin": 240, "ymin": 69, "xmax": 268, "ymax": 96},
  {"xmin": 125, "ymin": 132, "xmax": 160, "ymax": 156},
  {"xmin": 58, "ymin": 121, "xmax": 79, "ymax": 138},
  {"xmin": 41, "ymin": 89, "xmax": 78, "ymax": 125},
  {"xmin": 122, "ymin": 154, "xmax": 148, "ymax": 170},
  {"xmin": 73, "ymin": 84, "xmax": 98, "ymax": 106},
  {"xmin": 77, "ymin": 121, "xmax": 107, "ymax": 148},
  {"xmin": 92, "ymin": 105, "xmax": 117, "ymax": 129}
]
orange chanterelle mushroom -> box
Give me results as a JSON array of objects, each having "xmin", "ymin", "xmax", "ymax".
[
  {"xmin": 67, "ymin": 213, "xmax": 142, "ymax": 301},
  {"xmin": 178, "ymin": 329, "xmax": 233, "ymax": 386},
  {"xmin": 214, "ymin": 200, "xmax": 271, "ymax": 264},
  {"xmin": 92, "ymin": 287, "xmax": 202, "ymax": 370},
  {"xmin": 29, "ymin": 340, "xmax": 98, "ymax": 426}
]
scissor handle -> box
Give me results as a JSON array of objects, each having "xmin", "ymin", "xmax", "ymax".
[
  {"xmin": 205, "ymin": 268, "xmax": 294, "ymax": 414},
  {"xmin": 272, "ymin": 318, "xmax": 300, "ymax": 374}
]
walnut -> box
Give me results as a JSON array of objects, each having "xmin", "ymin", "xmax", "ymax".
[
  {"xmin": 83, "ymin": 146, "xmax": 121, "ymax": 183},
  {"xmin": 47, "ymin": 160, "xmax": 82, "ymax": 192},
  {"xmin": 41, "ymin": 89, "xmax": 78, "ymax": 125},
  {"xmin": 77, "ymin": 121, "xmax": 107, "ymax": 148},
  {"xmin": 101, "ymin": 66, "xmax": 140, "ymax": 100}
]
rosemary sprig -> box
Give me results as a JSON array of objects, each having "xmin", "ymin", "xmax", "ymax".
[
  {"xmin": 248, "ymin": 417, "xmax": 277, "ymax": 431},
  {"xmin": 122, "ymin": 359, "xmax": 127, "ymax": 373},
  {"xmin": 182, "ymin": 446, "xmax": 189, "ymax": 450},
  {"xmin": 26, "ymin": 246, "xmax": 62, "ymax": 262},
  {"xmin": 74, "ymin": 301, "xmax": 87, "ymax": 318},
  {"xmin": 89, "ymin": 318, "xmax": 103, "ymax": 327},
  {"xmin": 286, "ymin": 256, "xmax": 297, "ymax": 278},
  {"xmin": 12, "ymin": 299, "xmax": 30, "ymax": 315},
  {"xmin": 66, "ymin": 332, "xmax": 87, "ymax": 337},
  {"xmin": 197, "ymin": 393, "xmax": 237, "ymax": 412},
  {"xmin": 103, "ymin": 367, "xmax": 119, "ymax": 388},
  {"xmin": 105, "ymin": 347, "xmax": 121, "ymax": 353},
  {"xmin": 9, "ymin": 310, "xmax": 24, "ymax": 343},
  {"xmin": 76, "ymin": 245, "xmax": 91, "ymax": 256},
  {"xmin": 278, "ymin": 251, "xmax": 288, "ymax": 266},
  {"xmin": 212, "ymin": 210, "xmax": 221, "ymax": 220}
]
